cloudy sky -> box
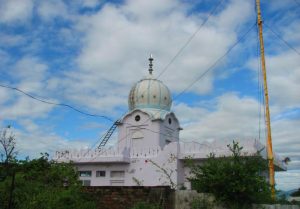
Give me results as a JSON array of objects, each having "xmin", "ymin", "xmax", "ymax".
[{"xmin": 0, "ymin": 0, "xmax": 299, "ymax": 191}]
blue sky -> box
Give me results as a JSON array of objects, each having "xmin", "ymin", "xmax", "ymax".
[{"xmin": 0, "ymin": 0, "xmax": 299, "ymax": 191}]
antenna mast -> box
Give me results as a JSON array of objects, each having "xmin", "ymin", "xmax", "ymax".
[{"xmin": 255, "ymin": 0, "xmax": 275, "ymax": 200}]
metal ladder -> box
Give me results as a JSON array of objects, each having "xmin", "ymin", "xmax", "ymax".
[{"xmin": 97, "ymin": 120, "xmax": 121, "ymax": 149}]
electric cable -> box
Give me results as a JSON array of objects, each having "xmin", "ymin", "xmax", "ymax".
[
  {"xmin": 92, "ymin": 22, "xmax": 257, "ymax": 152},
  {"xmin": 156, "ymin": 0, "xmax": 225, "ymax": 80},
  {"xmin": 76, "ymin": 22, "xmax": 257, "ymax": 161},
  {"xmin": 264, "ymin": 23, "xmax": 300, "ymax": 56},
  {"xmin": 2, "ymin": 7, "xmax": 256, "ymax": 159},
  {"xmin": 2, "ymin": 0, "xmax": 228, "ymax": 154},
  {"xmin": 172, "ymin": 22, "xmax": 257, "ymax": 101},
  {"xmin": 0, "ymin": 83, "xmax": 114, "ymax": 122},
  {"xmin": 55, "ymin": 21, "xmax": 257, "ymax": 163},
  {"xmin": 87, "ymin": 0, "xmax": 227, "ymax": 151},
  {"xmin": 110, "ymin": 22, "xmax": 256, "ymax": 148}
]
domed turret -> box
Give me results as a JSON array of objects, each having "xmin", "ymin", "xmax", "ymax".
[{"xmin": 128, "ymin": 55, "xmax": 172, "ymax": 111}]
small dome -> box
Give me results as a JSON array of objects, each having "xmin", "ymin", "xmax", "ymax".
[
  {"xmin": 128, "ymin": 74, "xmax": 172, "ymax": 111},
  {"xmin": 129, "ymin": 55, "xmax": 172, "ymax": 111}
]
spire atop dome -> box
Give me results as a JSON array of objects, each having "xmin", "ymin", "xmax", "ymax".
[
  {"xmin": 128, "ymin": 56, "xmax": 172, "ymax": 111},
  {"xmin": 148, "ymin": 54, "xmax": 153, "ymax": 75}
]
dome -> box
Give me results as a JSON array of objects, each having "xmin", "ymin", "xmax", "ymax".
[{"xmin": 128, "ymin": 56, "xmax": 172, "ymax": 111}]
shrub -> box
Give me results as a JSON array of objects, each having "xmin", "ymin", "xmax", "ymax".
[{"xmin": 187, "ymin": 141, "xmax": 272, "ymax": 208}]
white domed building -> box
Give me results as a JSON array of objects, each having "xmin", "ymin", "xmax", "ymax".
[{"xmin": 54, "ymin": 56, "xmax": 286, "ymax": 188}]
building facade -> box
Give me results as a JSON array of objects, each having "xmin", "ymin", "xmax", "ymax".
[{"xmin": 54, "ymin": 56, "xmax": 286, "ymax": 189}]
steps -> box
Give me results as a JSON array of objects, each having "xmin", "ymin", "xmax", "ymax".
[{"xmin": 97, "ymin": 120, "xmax": 121, "ymax": 148}]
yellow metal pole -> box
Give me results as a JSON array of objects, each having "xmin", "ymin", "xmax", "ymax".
[{"xmin": 255, "ymin": 0, "xmax": 276, "ymax": 200}]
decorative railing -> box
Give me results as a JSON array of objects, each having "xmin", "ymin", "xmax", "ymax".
[
  {"xmin": 54, "ymin": 146, "xmax": 162, "ymax": 162},
  {"xmin": 179, "ymin": 139, "xmax": 286, "ymax": 170},
  {"xmin": 53, "ymin": 140, "xmax": 286, "ymax": 170},
  {"xmin": 179, "ymin": 139, "xmax": 265, "ymax": 157}
]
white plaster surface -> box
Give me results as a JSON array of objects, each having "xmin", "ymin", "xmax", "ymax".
[{"xmin": 54, "ymin": 74, "xmax": 286, "ymax": 188}]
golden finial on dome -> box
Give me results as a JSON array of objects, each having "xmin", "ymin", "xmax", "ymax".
[{"xmin": 148, "ymin": 54, "xmax": 153, "ymax": 75}]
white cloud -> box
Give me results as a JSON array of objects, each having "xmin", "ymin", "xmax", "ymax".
[
  {"xmin": 0, "ymin": 0, "xmax": 298, "ymax": 190},
  {"xmin": 247, "ymin": 52, "xmax": 300, "ymax": 109},
  {"xmin": 176, "ymin": 93, "xmax": 300, "ymax": 171},
  {"xmin": 0, "ymin": 96, "xmax": 53, "ymax": 119},
  {"xmin": 37, "ymin": 0, "xmax": 69, "ymax": 21},
  {"xmin": 0, "ymin": 0, "xmax": 34, "ymax": 24},
  {"xmin": 213, "ymin": 0, "xmax": 252, "ymax": 31},
  {"xmin": 80, "ymin": 0, "xmax": 102, "ymax": 8},
  {"xmin": 276, "ymin": 170, "xmax": 300, "ymax": 191},
  {"xmin": 266, "ymin": 53, "xmax": 300, "ymax": 108},
  {"xmin": 0, "ymin": 33, "xmax": 26, "ymax": 47},
  {"xmin": 272, "ymin": 118, "xmax": 300, "ymax": 170},
  {"xmin": 0, "ymin": 49, "xmax": 10, "ymax": 68},
  {"xmin": 173, "ymin": 102, "xmax": 209, "ymax": 125},
  {"xmin": 0, "ymin": 88, "xmax": 10, "ymax": 105},
  {"xmin": 51, "ymin": 0, "xmax": 253, "ymax": 116},
  {"xmin": 12, "ymin": 57, "xmax": 48, "ymax": 83},
  {"xmin": 12, "ymin": 125, "xmax": 89, "ymax": 159},
  {"xmin": 0, "ymin": 56, "xmax": 55, "ymax": 120},
  {"xmin": 179, "ymin": 93, "xmax": 261, "ymax": 141}
]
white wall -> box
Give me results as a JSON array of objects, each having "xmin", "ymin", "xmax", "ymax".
[{"xmin": 76, "ymin": 142, "xmax": 184, "ymax": 188}]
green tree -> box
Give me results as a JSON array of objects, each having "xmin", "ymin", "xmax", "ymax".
[
  {"xmin": 187, "ymin": 141, "xmax": 272, "ymax": 209},
  {"xmin": 0, "ymin": 125, "xmax": 17, "ymax": 164},
  {"xmin": 291, "ymin": 188, "xmax": 300, "ymax": 197},
  {"xmin": 0, "ymin": 126, "xmax": 96, "ymax": 209},
  {"xmin": 0, "ymin": 153, "xmax": 96, "ymax": 209}
]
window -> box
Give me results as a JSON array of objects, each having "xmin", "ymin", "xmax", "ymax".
[
  {"xmin": 110, "ymin": 171, "xmax": 125, "ymax": 178},
  {"xmin": 96, "ymin": 170, "xmax": 106, "ymax": 177},
  {"xmin": 168, "ymin": 118, "xmax": 172, "ymax": 124},
  {"xmin": 82, "ymin": 180, "xmax": 91, "ymax": 186},
  {"xmin": 135, "ymin": 115, "xmax": 140, "ymax": 122},
  {"xmin": 79, "ymin": 171, "xmax": 92, "ymax": 177}
]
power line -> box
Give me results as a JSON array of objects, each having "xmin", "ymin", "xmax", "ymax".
[
  {"xmin": 77, "ymin": 23, "xmax": 256, "ymax": 159},
  {"xmin": 130, "ymin": 23, "xmax": 256, "ymax": 143},
  {"xmin": 264, "ymin": 23, "xmax": 300, "ymax": 56},
  {"xmin": 0, "ymin": 83, "xmax": 114, "ymax": 122},
  {"xmin": 117, "ymin": 0, "xmax": 225, "ymax": 130},
  {"xmin": 4, "ymin": 21, "xmax": 256, "ymax": 156},
  {"xmin": 89, "ymin": 22, "xmax": 257, "ymax": 154},
  {"xmin": 2, "ymin": 8, "xmax": 254, "ymax": 155},
  {"xmin": 173, "ymin": 22, "xmax": 256, "ymax": 100},
  {"xmin": 3, "ymin": 4, "xmax": 226, "ymax": 151},
  {"xmin": 156, "ymin": 0, "xmax": 225, "ymax": 80},
  {"xmin": 89, "ymin": 0, "xmax": 226, "ymax": 150}
]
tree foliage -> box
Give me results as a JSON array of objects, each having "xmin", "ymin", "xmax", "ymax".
[
  {"xmin": 0, "ymin": 153, "xmax": 96, "ymax": 209},
  {"xmin": 0, "ymin": 126, "xmax": 17, "ymax": 164},
  {"xmin": 291, "ymin": 188, "xmax": 300, "ymax": 197},
  {"xmin": 0, "ymin": 126, "xmax": 96, "ymax": 209},
  {"xmin": 187, "ymin": 141, "xmax": 272, "ymax": 209}
]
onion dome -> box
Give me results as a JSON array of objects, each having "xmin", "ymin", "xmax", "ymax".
[{"xmin": 128, "ymin": 55, "xmax": 172, "ymax": 111}]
